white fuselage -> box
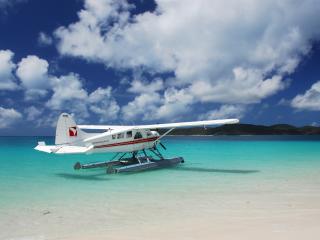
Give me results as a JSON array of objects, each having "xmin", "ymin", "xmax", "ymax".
[{"xmin": 87, "ymin": 129, "xmax": 160, "ymax": 153}]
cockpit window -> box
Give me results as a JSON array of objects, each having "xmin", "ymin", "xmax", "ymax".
[
  {"xmin": 117, "ymin": 133, "xmax": 124, "ymax": 139},
  {"xmin": 134, "ymin": 132, "xmax": 143, "ymax": 139},
  {"xmin": 126, "ymin": 131, "xmax": 132, "ymax": 138},
  {"xmin": 146, "ymin": 130, "xmax": 152, "ymax": 137}
]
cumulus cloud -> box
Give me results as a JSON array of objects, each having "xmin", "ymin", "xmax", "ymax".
[
  {"xmin": 128, "ymin": 78, "xmax": 164, "ymax": 94},
  {"xmin": 152, "ymin": 88, "xmax": 194, "ymax": 120},
  {"xmin": 122, "ymin": 92, "xmax": 161, "ymax": 120},
  {"xmin": 46, "ymin": 73, "xmax": 87, "ymax": 110},
  {"xmin": 24, "ymin": 107, "xmax": 58, "ymax": 127},
  {"xmin": 0, "ymin": 107, "xmax": 22, "ymax": 128},
  {"xmin": 291, "ymin": 81, "xmax": 320, "ymax": 111},
  {"xmin": 16, "ymin": 55, "xmax": 50, "ymax": 99},
  {"xmin": 1, "ymin": 47, "xmax": 120, "ymax": 124},
  {"xmin": 38, "ymin": 32, "xmax": 53, "ymax": 46},
  {"xmin": 200, "ymin": 105, "xmax": 246, "ymax": 120},
  {"xmin": 54, "ymin": 0, "xmax": 320, "ymax": 120},
  {"xmin": 122, "ymin": 87, "xmax": 194, "ymax": 121},
  {"xmin": 189, "ymin": 68, "xmax": 287, "ymax": 104},
  {"xmin": 16, "ymin": 55, "xmax": 49, "ymax": 89},
  {"xmin": 88, "ymin": 87, "xmax": 120, "ymax": 122},
  {"xmin": 24, "ymin": 106, "xmax": 42, "ymax": 121},
  {"xmin": 0, "ymin": 50, "xmax": 18, "ymax": 90},
  {"xmin": 45, "ymin": 73, "xmax": 120, "ymax": 122},
  {"xmin": 55, "ymin": 0, "xmax": 132, "ymax": 64},
  {"xmin": 0, "ymin": 51, "xmax": 51, "ymax": 97},
  {"xmin": 122, "ymin": 76, "xmax": 167, "ymax": 120}
]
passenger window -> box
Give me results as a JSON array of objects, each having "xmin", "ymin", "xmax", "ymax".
[
  {"xmin": 117, "ymin": 133, "xmax": 124, "ymax": 139},
  {"xmin": 126, "ymin": 131, "xmax": 132, "ymax": 138},
  {"xmin": 134, "ymin": 132, "xmax": 143, "ymax": 139},
  {"xmin": 112, "ymin": 134, "xmax": 116, "ymax": 139}
]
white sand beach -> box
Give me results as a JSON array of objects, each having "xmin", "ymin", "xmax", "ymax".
[{"xmin": 1, "ymin": 170, "xmax": 320, "ymax": 240}]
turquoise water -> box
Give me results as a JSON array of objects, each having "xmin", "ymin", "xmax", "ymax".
[{"xmin": 1, "ymin": 135, "xmax": 320, "ymax": 209}]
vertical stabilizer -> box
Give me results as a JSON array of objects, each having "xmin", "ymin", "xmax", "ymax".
[{"xmin": 55, "ymin": 113, "xmax": 87, "ymax": 145}]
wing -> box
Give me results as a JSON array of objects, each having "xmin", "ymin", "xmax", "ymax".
[
  {"xmin": 78, "ymin": 118, "xmax": 239, "ymax": 130},
  {"xmin": 135, "ymin": 118, "xmax": 239, "ymax": 129}
]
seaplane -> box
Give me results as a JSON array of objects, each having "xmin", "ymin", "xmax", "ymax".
[{"xmin": 35, "ymin": 113, "xmax": 239, "ymax": 173}]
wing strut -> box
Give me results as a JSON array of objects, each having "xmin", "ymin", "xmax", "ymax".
[
  {"xmin": 152, "ymin": 128, "xmax": 175, "ymax": 151},
  {"xmin": 159, "ymin": 128, "xmax": 175, "ymax": 140}
]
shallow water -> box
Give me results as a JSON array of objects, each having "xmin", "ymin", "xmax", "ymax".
[{"xmin": 1, "ymin": 136, "xmax": 320, "ymax": 239}]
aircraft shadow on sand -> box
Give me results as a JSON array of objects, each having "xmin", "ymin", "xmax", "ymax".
[
  {"xmin": 55, "ymin": 166, "xmax": 259, "ymax": 180},
  {"xmin": 55, "ymin": 173, "xmax": 110, "ymax": 181}
]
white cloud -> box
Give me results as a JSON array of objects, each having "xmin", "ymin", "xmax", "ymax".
[
  {"xmin": 151, "ymin": 88, "xmax": 194, "ymax": 120},
  {"xmin": 54, "ymin": 0, "xmax": 320, "ymax": 83},
  {"xmin": 16, "ymin": 55, "xmax": 50, "ymax": 99},
  {"xmin": 0, "ymin": 47, "xmax": 120, "ymax": 124},
  {"xmin": 200, "ymin": 105, "xmax": 246, "ymax": 120},
  {"xmin": 54, "ymin": 0, "xmax": 131, "ymax": 64},
  {"xmin": 189, "ymin": 68, "xmax": 287, "ymax": 104},
  {"xmin": 121, "ymin": 87, "xmax": 194, "ymax": 121},
  {"xmin": 0, "ymin": 107, "xmax": 22, "ymax": 128},
  {"xmin": 128, "ymin": 78, "xmax": 164, "ymax": 94},
  {"xmin": 54, "ymin": 0, "xmax": 320, "ymax": 120},
  {"xmin": 24, "ymin": 106, "xmax": 42, "ymax": 121},
  {"xmin": 88, "ymin": 86, "xmax": 111, "ymax": 102},
  {"xmin": 88, "ymin": 87, "xmax": 120, "ymax": 122},
  {"xmin": 0, "ymin": 51, "xmax": 52, "ymax": 99},
  {"xmin": 16, "ymin": 55, "xmax": 49, "ymax": 89},
  {"xmin": 24, "ymin": 89, "xmax": 48, "ymax": 100},
  {"xmin": 291, "ymin": 81, "xmax": 320, "ymax": 111},
  {"xmin": 45, "ymin": 73, "xmax": 120, "ymax": 122},
  {"xmin": 24, "ymin": 106, "xmax": 56, "ymax": 127},
  {"xmin": 121, "ymin": 92, "xmax": 161, "ymax": 120},
  {"xmin": 38, "ymin": 32, "xmax": 53, "ymax": 46},
  {"xmin": 46, "ymin": 73, "xmax": 88, "ymax": 110},
  {"xmin": 0, "ymin": 49, "xmax": 18, "ymax": 90}
]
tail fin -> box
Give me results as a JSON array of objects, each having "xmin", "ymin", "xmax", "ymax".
[{"xmin": 55, "ymin": 113, "xmax": 87, "ymax": 145}]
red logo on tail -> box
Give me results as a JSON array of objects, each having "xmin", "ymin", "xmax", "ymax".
[{"xmin": 69, "ymin": 127, "xmax": 77, "ymax": 137}]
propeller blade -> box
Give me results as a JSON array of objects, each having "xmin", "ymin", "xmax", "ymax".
[{"xmin": 159, "ymin": 142, "xmax": 167, "ymax": 150}]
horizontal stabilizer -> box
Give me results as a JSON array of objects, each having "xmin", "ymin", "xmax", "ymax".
[
  {"xmin": 34, "ymin": 142, "xmax": 93, "ymax": 154},
  {"xmin": 34, "ymin": 142, "xmax": 53, "ymax": 153}
]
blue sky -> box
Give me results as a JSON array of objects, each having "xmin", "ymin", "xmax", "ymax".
[{"xmin": 0, "ymin": 0, "xmax": 320, "ymax": 135}]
